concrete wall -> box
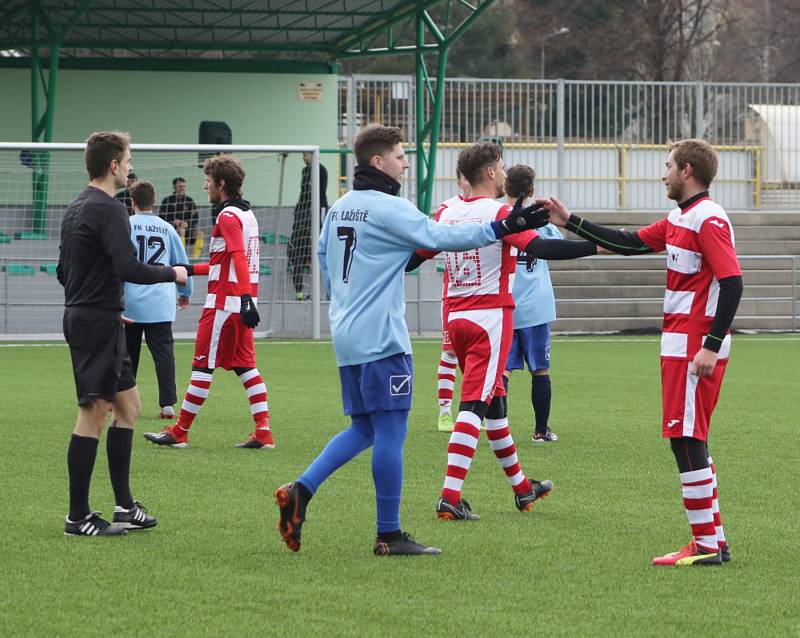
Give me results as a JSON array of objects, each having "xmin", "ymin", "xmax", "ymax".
[{"xmin": 0, "ymin": 68, "xmax": 339, "ymax": 206}]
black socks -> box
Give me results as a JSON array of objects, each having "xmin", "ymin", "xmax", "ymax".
[
  {"xmin": 531, "ymin": 375, "xmax": 552, "ymax": 434},
  {"xmin": 67, "ymin": 434, "xmax": 99, "ymax": 521},
  {"xmin": 107, "ymin": 426, "xmax": 135, "ymax": 510}
]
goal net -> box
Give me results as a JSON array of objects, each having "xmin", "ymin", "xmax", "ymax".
[{"xmin": 0, "ymin": 143, "xmax": 324, "ymax": 338}]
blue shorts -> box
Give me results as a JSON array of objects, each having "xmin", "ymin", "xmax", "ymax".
[
  {"xmin": 339, "ymin": 353, "xmax": 413, "ymax": 416},
  {"xmin": 506, "ymin": 323, "xmax": 551, "ymax": 372}
]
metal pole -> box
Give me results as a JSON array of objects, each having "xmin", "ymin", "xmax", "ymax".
[
  {"xmin": 415, "ymin": 11, "xmax": 426, "ymax": 211},
  {"xmin": 346, "ymin": 75, "xmax": 356, "ymax": 190},
  {"xmin": 695, "ymin": 81, "xmax": 705, "ymax": 138},
  {"xmin": 540, "ymin": 43, "xmax": 545, "ymax": 80},
  {"xmin": 556, "ymin": 78, "xmax": 565, "ymax": 198},
  {"xmin": 311, "ymin": 149, "xmax": 321, "ymax": 340},
  {"xmin": 276, "ymin": 152, "xmax": 287, "ymax": 332},
  {"xmin": 792, "ymin": 256, "xmax": 797, "ymax": 332}
]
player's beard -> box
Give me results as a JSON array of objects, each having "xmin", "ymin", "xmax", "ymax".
[{"xmin": 666, "ymin": 179, "xmax": 684, "ymax": 203}]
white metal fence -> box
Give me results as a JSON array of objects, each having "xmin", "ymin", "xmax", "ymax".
[{"xmin": 339, "ymin": 76, "xmax": 800, "ymax": 212}]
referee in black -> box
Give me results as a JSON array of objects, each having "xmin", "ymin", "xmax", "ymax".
[{"xmin": 58, "ymin": 131, "xmax": 188, "ymax": 536}]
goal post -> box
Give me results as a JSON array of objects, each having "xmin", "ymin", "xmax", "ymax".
[{"xmin": 0, "ymin": 142, "xmax": 323, "ymax": 339}]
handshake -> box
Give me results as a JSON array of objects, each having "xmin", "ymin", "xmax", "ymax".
[{"xmin": 493, "ymin": 196, "xmax": 551, "ymax": 237}]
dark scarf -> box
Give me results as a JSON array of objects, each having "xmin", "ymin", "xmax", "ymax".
[
  {"xmin": 353, "ymin": 165, "xmax": 401, "ymax": 196},
  {"xmin": 213, "ymin": 196, "xmax": 251, "ymax": 216}
]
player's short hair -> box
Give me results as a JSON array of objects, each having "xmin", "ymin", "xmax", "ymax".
[
  {"xmin": 457, "ymin": 142, "xmax": 503, "ymax": 186},
  {"xmin": 203, "ymin": 154, "xmax": 246, "ymax": 197},
  {"xmin": 669, "ymin": 139, "xmax": 718, "ymax": 188},
  {"xmin": 354, "ymin": 125, "xmax": 404, "ymax": 166},
  {"xmin": 172, "ymin": 176, "xmax": 186, "ymax": 186},
  {"xmin": 130, "ymin": 180, "xmax": 156, "ymax": 210},
  {"xmin": 505, "ymin": 165, "xmax": 536, "ymax": 198},
  {"xmin": 84, "ymin": 131, "xmax": 130, "ymax": 180}
]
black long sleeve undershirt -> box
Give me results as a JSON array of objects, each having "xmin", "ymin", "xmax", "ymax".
[
  {"xmin": 523, "ymin": 237, "xmax": 597, "ymax": 259},
  {"xmin": 404, "ymin": 237, "xmax": 596, "ymax": 273},
  {"xmin": 703, "ymin": 275, "xmax": 743, "ymax": 352},
  {"xmin": 565, "ymin": 214, "xmax": 653, "ymax": 255}
]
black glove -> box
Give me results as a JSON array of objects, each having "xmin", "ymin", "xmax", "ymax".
[
  {"xmin": 173, "ymin": 263, "xmax": 194, "ymax": 276},
  {"xmin": 494, "ymin": 196, "xmax": 550, "ymax": 236},
  {"xmin": 240, "ymin": 294, "xmax": 260, "ymax": 328}
]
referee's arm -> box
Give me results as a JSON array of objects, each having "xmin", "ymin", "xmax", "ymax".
[{"xmin": 101, "ymin": 204, "xmax": 177, "ymax": 284}]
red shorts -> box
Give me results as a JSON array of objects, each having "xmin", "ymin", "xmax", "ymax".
[
  {"xmin": 661, "ymin": 358, "xmax": 727, "ymax": 441},
  {"xmin": 447, "ymin": 307, "xmax": 513, "ymax": 403},
  {"xmin": 441, "ymin": 303, "xmax": 452, "ymax": 351},
  {"xmin": 193, "ymin": 307, "xmax": 256, "ymax": 370}
]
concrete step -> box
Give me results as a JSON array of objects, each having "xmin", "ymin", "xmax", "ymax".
[
  {"xmin": 550, "ymin": 268, "xmax": 798, "ymax": 286},
  {"xmin": 547, "ymin": 256, "xmax": 796, "ymax": 271},
  {"xmin": 551, "ymin": 284, "xmax": 797, "ymax": 300},
  {"xmin": 552, "ymin": 316, "xmax": 798, "ymax": 332},
  {"xmin": 554, "ymin": 298, "xmax": 796, "ymax": 318}
]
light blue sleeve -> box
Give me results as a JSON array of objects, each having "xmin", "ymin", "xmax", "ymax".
[
  {"xmin": 318, "ymin": 212, "xmax": 331, "ymax": 296},
  {"xmin": 378, "ymin": 199, "xmax": 496, "ymax": 251},
  {"xmin": 168, "ymin": 224, "xmax": 192, "ymax": 298},
  {"xmin": 539, "ymin": 223, "xmax": 564, "ymax": 240}
]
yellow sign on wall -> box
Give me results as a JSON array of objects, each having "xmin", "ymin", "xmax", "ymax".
[{"xmin": 298, "ymin": 82, "xmax": 323, "ymax": 101}]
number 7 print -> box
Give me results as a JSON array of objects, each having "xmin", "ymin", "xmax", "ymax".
[{"xmin": 337, "ymin": 226, "xmax": 357, "ymax": 283}]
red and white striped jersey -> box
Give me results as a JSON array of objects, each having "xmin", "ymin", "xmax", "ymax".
[
  {"xmin": 205, "ymin": 203, "xmax": 260, "ymax": 313},
  {"xmin": 637, "ymin": 196, "xmax": 741, "ymax": 361},
  {"xmin": 435, "ymin": 196, "xmax": 538, "ymax": 311}
]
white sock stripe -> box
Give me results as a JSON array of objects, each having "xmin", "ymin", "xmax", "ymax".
[
  {"xmin": 187, "ymin": 385, "xmax": 209, "ymax": 399},
  {"xmin": 245, "ymin": 383, "xmax": 267, "ymax": 398},
  {"xmin": 712, "ymin": 500, "xmax": 720, "ymax": 514},
  {"xmin": 438, "ymin": 379, "xmax": 455, "ymax": 391},
  {"xmin": 484, "ymin": 418, "xmax": 508, "ymax": 431},
  {"xmin": 450, "ymin": 431, "xmax": 479, "ymax": 448},
  {"xmin": 716, "ymin": 525, "xmax": 726, "ymax": 543},
  {"xmin": 498, "ymin": 453, "xmax": 519, "ymax": 468},
  {"xmin": 190, "ymin": 371, "xmax": 213, "ymax": 382},
  {"xmin": 679, "ymin": 467, "xmax": 713, "ymax": 484},
  {"xmin": 686, "ymin": 508, "xmax": 715, "ymax": 525},
  {"xmin": 441, "ymin": 352, "xmax": 458, "ymax": 365},
  {"xmin": 457, "ymin": 411, "xmax": 482, "ymax": 429},
  {"xmin": 506, "ymin": 470, "xmax": 525, "ymax": 486},
  {"xmin": 682, "ymin": 483, "xmax": 714, "ymax": 499},
  {"xmin": 443, "ymin": 476, "xmax": 464, "ymax": 492},
  {"xmin": 447, "ymin": 453, "xmax": 474, "ymax": 469},
  {"xmin": 489, "ymin": 435, "xmax": 514, "ymax": 451},
  {"xmin": 238, "ymin": 368, "xmax": 261, "ymax": 383},
  {"xmin": 697, "ymin": 534, "xmax": 718, "ymax": 550},
  {"xmin": 250, "ymin": 401, "xmax": 269, "ymax": 415},
  {"xmin": 181, "ymin": 400, "xmax": 201, "ymax": 414}
]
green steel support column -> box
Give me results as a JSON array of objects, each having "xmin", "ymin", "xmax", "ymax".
[{"xmin": 415, "ymin": 11, "xmax": 426, "ymax": 210}]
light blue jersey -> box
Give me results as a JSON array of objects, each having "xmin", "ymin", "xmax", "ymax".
[
  {"xmin": 124, "ymin": 211, "xmax": 192, "ymax": 323},
  {"xmin": 319, "ymin": 189, "xmax": 499, "ymax": 366},
  {"xmin": 512, "ymin": 223, "xmax": 563, "ymax": 329}
]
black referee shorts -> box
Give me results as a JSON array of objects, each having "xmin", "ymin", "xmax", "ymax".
[{"xmin": 63, "ymin": 307, "xmax": 136, "ymax": 406}]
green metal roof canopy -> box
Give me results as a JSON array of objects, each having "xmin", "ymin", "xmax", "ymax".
[{"xmin": 1, "ymin": 0, "xmax": 495, "ymax": 216}]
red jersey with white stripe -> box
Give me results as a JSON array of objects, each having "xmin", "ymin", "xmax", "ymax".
[
  {"xmin": 433, "ymin": 196, "xmax": 538, "ymax": 311},
  {"xmin": 637, "ymin": 196, "xmax": 741, "ymax": 361},
  {"xmin": 205, "ymin": 204, "xmax": 260, "ymax": 313}
]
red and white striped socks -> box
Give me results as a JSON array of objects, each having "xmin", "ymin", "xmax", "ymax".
[
  {"xmin": 437, "ymin": 352, "xmax": 458, "ymax": 415},
  {"xmin": 709, "ymin": 456, "xmax": 726, "ymax": 550},
  {"xmin": 679, "ymin": 467, "xmax": 717, "ymax": 552},
  {"xmin": 175, "ymin": 370, "xmax": 213, "ymax": 434},
  {"xmin": 441, "ymin": 411, "xmax": 481, "ymax": 505},
  {"xmin": 238, "ymin": 368, "xmax": 271, "ymax": 433},
  {"xmin": 485, "ymin": 417, "xmax": 531, "ymax": 496}
]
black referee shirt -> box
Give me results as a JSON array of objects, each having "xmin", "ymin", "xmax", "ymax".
[{"xmin": 57, "ymin": 186, "xmax": 176, "ymax": 311}]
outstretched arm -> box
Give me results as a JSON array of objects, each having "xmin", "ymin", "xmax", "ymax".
[{"xmin": 542, "ymin": 196, "xmax": 654, "ymax": 256}]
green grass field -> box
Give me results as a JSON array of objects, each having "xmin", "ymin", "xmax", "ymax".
[{"xmin": 1, "ymin": 335, "xmax": 798, "ymax": 637}]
